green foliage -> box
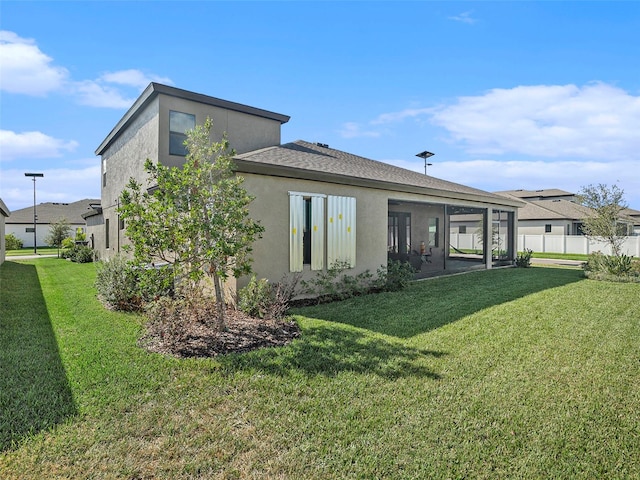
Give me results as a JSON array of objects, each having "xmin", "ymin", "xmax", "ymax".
[
  {"xmin": 45, "ymin": 217, "xmax": 72, "ymax": 256},
  {"xmin": 578, "ymin": 183, "xmax": 629, "ymax": 257},
  {"xmin": 5, "ymin": 233, "xmax": 23, "ymax": 250},
  {"xmin": 238, "ymin": 276, "xmax": 273, "ymax": 318},
  {"xmin": 376, "ymin": 259, "xmax": 416, "ymax": 291},
  {"xmin": 62, "ymin": 244, "xmax": 94, "ymax": 263},
  {"xmin": 515, "ymin": 249, "xmax": 533, "ymax": 268},
  {"xmin": 238, "ymin": 273, "xmax": 302, "ymax": 319},
  {"xmin": 118, "ymin": 117, "xmax": 264, "ymax": 330},
  {"xmin": 95, "ymin": 255, "xmax": 175, "ymax": 311},
  {"xmin": 583, "ymin": 251, "xmax": 640, "ymax": 283},
  {"xmin": 61, "ymin": 237, "xmax": 75, "ymax": 249},
  {"xmin": 302, "ymin": 260, "xmax": 377, "ymax": 302},
  {"xmin": 95, "ymin": 254, "xmax": 141, "ymax": 311},
  {"xmin": 75, "ymin": 228, "xmax": 86, "ymax": 242}
]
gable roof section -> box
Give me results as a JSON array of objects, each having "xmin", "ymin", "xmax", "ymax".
[
  {"xmin": 96, "ymin": 83, "xmax": 290, "ymax": 156},
  {"xmin": 495, "ymin": 192, "xmax": 593, "ymax": 221},
  {"xmin": 235, "ymin": 141, "xmax": 523, "ymax": 207},
  {"xmin": 7, "ymin": 198, "xmax": 101, "ymax": 225}
]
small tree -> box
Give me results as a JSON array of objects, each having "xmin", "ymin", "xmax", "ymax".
[
  {"xmin": 578, "ymin": 183, "xmax": 629, "ymax": 257},
  {"xmin": 45, "ymin": 217, "xmax": 72, "ymax": 258},
  {"xmin": 118, "ymin": 118, "xmax": 264, "ymax": 330}
]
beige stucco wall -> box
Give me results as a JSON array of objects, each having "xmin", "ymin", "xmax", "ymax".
[
  {"xmin": 239, "ymin": 173, "xmax": 389, "ymax": 291},
  {"xmin": 0, "ymin": 199, "xmax": 8, "ymax": 264},
  {"xmin": 158, "ymin": 96, "xmax": 282, "ymax": 169},
  {"xmin": 518, "ymin": 220, "xmax": 571, "ymax": 236}
]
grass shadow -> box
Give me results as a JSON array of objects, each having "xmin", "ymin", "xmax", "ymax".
[
  {"xmin": 292, "ymin": 267, "xmax": 585, "ymax": 338},
  {"xmin": 0, "ymin": 261, "xmax": 77, "ymax": 451},
  {"xmin": 221, "ymin": 322, "xmax": 446, "ymax": 380}
]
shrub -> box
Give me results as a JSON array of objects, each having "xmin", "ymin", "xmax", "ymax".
[
  {"xmin": 238, "ymin": 273, "xmax": 302, "ymax": 319},
  {"xmin": 62, "ymin": 244, "xmax": 94, "ymax": 263},
  {"xmin": 5, "ymin": 234, "xmax": 22, "ymax": 250},
  {"xmin": 301, "ymin": 261, "xmax": 376, "ymax": 302},
  {"xmin": 238, "ymin": 276, "xmax": 273, "ymax": 318},
  {"xmin": 95, "ymin": 255, "xmax": 141, "ymax": 311},
  {"xmin": 515, "ymin": 249, "xmax": 533, "ymax": 268},
  {"xmin": 376, "ymin": 259, "xmax": 415, "ymax": 292},
  {"xmin": 583, "ymin": 252, "xmax": 640, "ymax": 283}
]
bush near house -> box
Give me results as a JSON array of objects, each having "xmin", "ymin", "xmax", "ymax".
[
  {"xmin": 5, "ymin": 234, "xmax": 23, "ymax": 250},
  {"xmin": 583, "ymin": 252, "xmax": 640, "ymax": 283}
]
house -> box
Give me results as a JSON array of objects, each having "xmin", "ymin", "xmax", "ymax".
[
  {"xmin": 90, "ymin": 83, "xmax": 523, "ymax": 294},
  {"xmin": 6, "ymin": 198, "xmax": 100, "ymax": 248},
  {"xmin": 494, "ymin": 189, "xmax": 636, "ymax": 236},
  {"xmin": 0, "ymin": 198, "xmax": 10, "ymax": 264}
]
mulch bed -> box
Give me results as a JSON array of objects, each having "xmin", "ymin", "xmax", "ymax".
[{"xmin": 140, "ymin": 308, "xmax": 301, "ymax": 358}]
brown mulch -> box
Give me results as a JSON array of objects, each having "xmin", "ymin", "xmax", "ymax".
[{"xmin": 139, "ymin": 308, "xmax": 301, "ymax": 358}]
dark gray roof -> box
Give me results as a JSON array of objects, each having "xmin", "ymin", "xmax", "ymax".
[
  {"xmin": 7, "ymin": 198, "xmax": 101, "ymax": 225},
  {"xmin": 495, "ymin": 188, "xmax": 575, "ymax": 200},
  {"xmin": 96, "ymin": 83, "xmax": 290, "ymax": 156},
  {"xmin": 496, "ymin": 192, "xmax": 598, "ymax": 221},
  {"xmin": 235, "ymin": 141, "xmax": 523, "ymax": 207}
]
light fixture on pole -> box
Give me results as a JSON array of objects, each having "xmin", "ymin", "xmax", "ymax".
[
  {"xmin": 416, "ymin": 151, "xmax": 434, "ymax": 175},
  {"xmin": 25, "ymin": 173, "xmax": 44, "ymax": 254}
]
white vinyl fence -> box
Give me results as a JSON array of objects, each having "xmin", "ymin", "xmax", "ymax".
[{"xmin": 450, "ymin": 233, "xmax": 640, "ymax": 257}]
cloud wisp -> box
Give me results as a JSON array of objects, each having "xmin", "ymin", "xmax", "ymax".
[
  {"xmin": 0, "ymin": 30, "xmax": 172, "ymax": 108},
  {"xmin": 448, "ymin": 11, "xmax": 478, "ymax": 25},
  {"xmin": 0, "ymin": 130, "xmax": 79, "ymax": 162}
]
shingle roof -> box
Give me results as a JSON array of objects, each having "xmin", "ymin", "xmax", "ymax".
[
  {"xmin": 235, "ymin": 141, "xmax": 523, "ymax": 207},
  {"xmin": 495, "ymin": 188, "xmax": 575, "ymax": 200},
  {"xmin": 7, "ymin": 199, "xmax": 101, "ymax": 225},
  {"xmin": 495, "ymin": 192, "xmax": 593, "ymax": 220}
]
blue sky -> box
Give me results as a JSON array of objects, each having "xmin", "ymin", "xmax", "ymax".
[{"xmin": 1, "ymin": 1, "xmax": 639, "ymax": 212}]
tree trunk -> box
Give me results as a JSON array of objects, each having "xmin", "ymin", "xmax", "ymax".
[{"xmin": 211, "ymin": 267, "xmax": 226, "ymax": 331}]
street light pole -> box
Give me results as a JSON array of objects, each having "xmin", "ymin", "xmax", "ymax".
[
  {"xmin": 25, "ymin": 173, "xmax": 44, "ymax": 254},
  {"xmin": 416, "ymin": 151, "xmax": 435, "ymax": 175}
]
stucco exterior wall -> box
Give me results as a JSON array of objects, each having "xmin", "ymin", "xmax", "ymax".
[
  {"xmin": 0, "ymin": 199, "xmax": 8, "ymax": 264},
  {"xmin": 158, "ymin": 96, "xmax": 282, "ymax": 169},
  {"xmin": 5, "ymin": 222, "xmax": 86, "ymax": 248},
  {"xmin": 239, "ymin": 173, "xmax": 389, "ymax": 291},
  {"xmin": 518, "ymin": 220, "xmax": 571, "ymax": 236}
]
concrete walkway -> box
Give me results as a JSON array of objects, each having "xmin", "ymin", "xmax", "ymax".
[
  {"xmin": 530, "ymin": 258, "xmax": 585, "ymax": 267},
  {"xmin": 6, "ymin": 254, "xmax": 58, "ymax": 260}
]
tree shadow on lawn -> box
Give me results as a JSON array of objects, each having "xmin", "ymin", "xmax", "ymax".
[
  {"xmin": 0, "ymin": 262, "xmax": 77, "ymax": 451},
  {"xmin": 220, "ymin": 322, "xmax": 446, "ymax": 380},
  {"xmin": 291, "ymin": 267, "xmax": 585, "ymax": 338}
]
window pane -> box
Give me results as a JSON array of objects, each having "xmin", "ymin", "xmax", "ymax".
[
  {"xmin": 428, "ymin": 218, "xmax": 439, "ymax": 247},
  {"xmin": 169, "ymin": 111, "xmax": 195, "ymax": 156},
  {"xmin": 169, "ymin": 111, "xmax": 195, "ymax": 134}
]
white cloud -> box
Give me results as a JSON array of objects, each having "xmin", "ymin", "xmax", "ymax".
[
  {"xmin": 430, "ymin": 83, "xmax": 640, "ymax": 160},
  {"xmin": 448, "ymin": 11, "xmax": 478, "ymax": 25},
  {"xmin": 0, "ymin": 130, "xmax": 79, "ymax": 161},
  {"xmin": 0, "ymin": 30, "xmax": 172, "ymax": 108},
  {"xmin": 380, "ymin": 157, "xmax": 640, "ymax": 208},
  {"xmin": 72, "ymin": 80, "xmax": 136, "ymax": 109},
  {"xmin": 99, "ymin": 69, "xmax": 173, "ymax": 90},
  {"xmin": 0, "ymin": 164, "xmax": 101, "ymax": 211},
  {"xmin": 339, "ymin": 122, "xmax": 381, "ymax": 139},
  {"xmin": 0, "ymin": 30, "xmax": 68, "ymax": 95}
]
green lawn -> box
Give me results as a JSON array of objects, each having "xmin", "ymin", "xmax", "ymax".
[{"xmin": 1, "ymin": 259, "xmax": 639, "ymax": 479}]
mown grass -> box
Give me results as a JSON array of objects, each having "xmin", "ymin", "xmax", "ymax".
[{"xmin": 1, "ymin": 259, "xmax": 639, "ymax": 479}]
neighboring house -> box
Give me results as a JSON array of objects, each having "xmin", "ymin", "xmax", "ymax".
[
  {"xmin": 0, "ymin": 198, "xmax": 10, "ymax": 264},
  {"xmin": 622, "ymin": 208, "xmax": 640, "ymax": 235},
  {"xmin": 494, "ymin": 189, "xmax": 636, "ymax": 236},
  {"xmin": 6, "ymin": 198, "xmax": 100, "ymax": 248},
  {"xmin": 91, "ymin": 83, "xmax": 523, "ymax": 294}
]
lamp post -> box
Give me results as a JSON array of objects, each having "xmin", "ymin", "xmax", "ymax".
[
  {"xmin": 416, "ymin": 151, "xmax": 434, "ymax": 175},
  {"xmin": 25, "ymin": 173, "xmax": 44, "ymax": 254}
]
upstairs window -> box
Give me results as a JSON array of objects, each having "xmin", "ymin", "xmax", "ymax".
[
  {"xmin": 545, "ymin": 224, "xmax": 552, "ymax": 233},
  {"xmin": 169, "ymin": 111, "xmax": 196, "ymax": 156}
]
